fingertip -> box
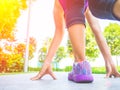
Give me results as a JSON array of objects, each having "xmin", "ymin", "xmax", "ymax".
[{"xmin": 53, "ymin": 77, "xmax": 57, "ymax": 80}]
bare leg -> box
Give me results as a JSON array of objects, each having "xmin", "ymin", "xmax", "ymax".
[
  {"xmin": 68, "ymin": 24, "xmax": 86, "ymax": 62},
  {"xmin": 85, "ymin": 8, "xmax": 120, "ymax": 78}
]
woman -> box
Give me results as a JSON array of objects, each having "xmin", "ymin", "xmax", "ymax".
[{"xmin": 31, "ymin": 0, "xmax": 120, "ymax": 82}]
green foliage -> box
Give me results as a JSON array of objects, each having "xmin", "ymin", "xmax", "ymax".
[
  {"xmin": 38, "ymin": 46, "xmax": 47, "ymax": 62},
  {"xmin": 28, "ymin": 67, "xmax": 42, "ymax": 72},
  {"xmin": 38, "ymin": 37, "xmax": 52, "ymax": 62},
  {"xmin": 54, "ymin": 46, "xmax": 67, "ymax": 62},
  {"xmin": 104, "ymin": 23, "xmax": 120, "ymax": 56},
  {"xmin": 64, "ymin": 66, "xmax": 72, "ymax": 72},
  {"xmin": 92, "ymin": 67, "xmax": 106, "ymax": 74},
  {"xmin": 86, "ymin": 24, "xmax": 99, "ymax": 61},
  {"xmin": 67, "ymin": 39, "xmax": 73, "ymax": 57},
  {"xmin": 38, "ymin": 37, "xmax": 67, "ymax": 64},
  {"xmin": 28, "ymin": 66, "xmax": 108, "ymax": 74}
]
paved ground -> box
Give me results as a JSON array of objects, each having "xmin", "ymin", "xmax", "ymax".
[{"xmin": 0, "ymin": 72, "xmax": 120, "ymax": 90}]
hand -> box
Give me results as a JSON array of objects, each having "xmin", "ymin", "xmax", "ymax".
[
  {"xmin": 30, "ymin": 62, "xmax": 56, "ymax": 80},
  {"xmin": 105, "ymin": 64, "xmax": 120, "ymax": 78}
]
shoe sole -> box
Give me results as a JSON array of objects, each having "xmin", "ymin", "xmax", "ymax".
[{"xmin": 68, "ymin": 74, "xmax": 94, "ymax": 83}]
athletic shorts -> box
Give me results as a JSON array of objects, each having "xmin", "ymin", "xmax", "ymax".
[
  {"xmin": 59, "ymin": 0, "xmax": 87, "ymax": 28},
  {"xmin": 88, "ymin": 0, "xmax": 120, "ymax": 21}
]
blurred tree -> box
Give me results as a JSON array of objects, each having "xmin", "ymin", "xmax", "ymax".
[
  {"xmin": 104, "ymin": 23, "xmax": 120, "ymax": 66},
  {"xmin": 67, "ymin": 38, "xmax": 74, "ymax": 58},
  {"xmin": 86, "ymin": 24, "xmax": 100, "ymax": 61},
  {"xmin": 38, "ymin": 37, "xmax": 67, "ymax": 70},
  {"xmin": 0, "ymin": 0, "xmax": 37, "ymax": 72},
  {"xmin": 54, "ymin": 46, "xmax": 67, "ymax": 62},
  {"xmin": 53, "ymin": 46, "xmax": 67, "ymax": 70},
  {"xmin": 38, "ymin": 46, "xmax": 47, "ymax": 63},
  {"xmin": 38, "ymin": 37, "xmax": 52, "ymax": 63},
  {"xmin": 0, "ymin": 37, "xmax": 36, "ymax": 72},
  {"xmin": 0, "ymin": 0, "xmax": 27, "ymax": 40}
]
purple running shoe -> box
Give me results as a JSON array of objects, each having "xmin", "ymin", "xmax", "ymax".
[{"xmin": 68, "ymin": 60, "xmax": 94, "ymax": 83}]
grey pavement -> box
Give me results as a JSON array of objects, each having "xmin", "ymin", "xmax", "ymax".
[{"xmin": 0, "ymin": 72, "xmax": 120, "ymax": 90}]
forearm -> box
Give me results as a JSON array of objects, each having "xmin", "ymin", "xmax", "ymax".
[
  {"xmin": 44, "ymin": 29, "xmax": 64, "ymax": 63},
  {"xmin": 44, "ymin": 0, "xmax": 65, "ymax": 64},
  {"xmin": 85, "ymin": 8, "xmax": 112, "ymax": 62}
]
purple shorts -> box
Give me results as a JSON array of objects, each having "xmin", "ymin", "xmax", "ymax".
[
  {"xmin": 88, "ymin": 0, "xmax": 120, "ymax": 21},
  {"xmin": 59, "ymin": 0, "xmax": 87, "ymax": 28}
]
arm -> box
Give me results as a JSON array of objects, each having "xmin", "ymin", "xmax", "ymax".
[
  {"xmin": 85, "ymin": 8, "xmax": 119, "ymax": 77},
  {"xmin": 31, "ymin": 0, "xmax": 65, "ymax": 80}
]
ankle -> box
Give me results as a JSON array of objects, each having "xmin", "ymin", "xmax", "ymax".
[{"xmin": 75, "ymin": 58, "xmax": 86, "ymax": 62}]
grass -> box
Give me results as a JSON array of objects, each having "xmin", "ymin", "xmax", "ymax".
[
  {"xmin": 28, "ymin": 66, "xmax": 120, "ymax": 74},
  {"xmin": 92, "ymin": 67, "xmax": 106, "ymax": 74},
  {"xmin": 0, "ymin": 66, "xmax": 120, "ymax": 75}
]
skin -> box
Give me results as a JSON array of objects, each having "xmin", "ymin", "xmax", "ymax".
[
  {"xmin": 85, "ymin": 8, "xmax": 120, "ymax": 77},
  {"xmin": 30, "ymin": 0, "xmax": 120, "ymax": 80},
  {"xmin": 113, "ymin": 0, "xmax": 120, "ymax": 19}
]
